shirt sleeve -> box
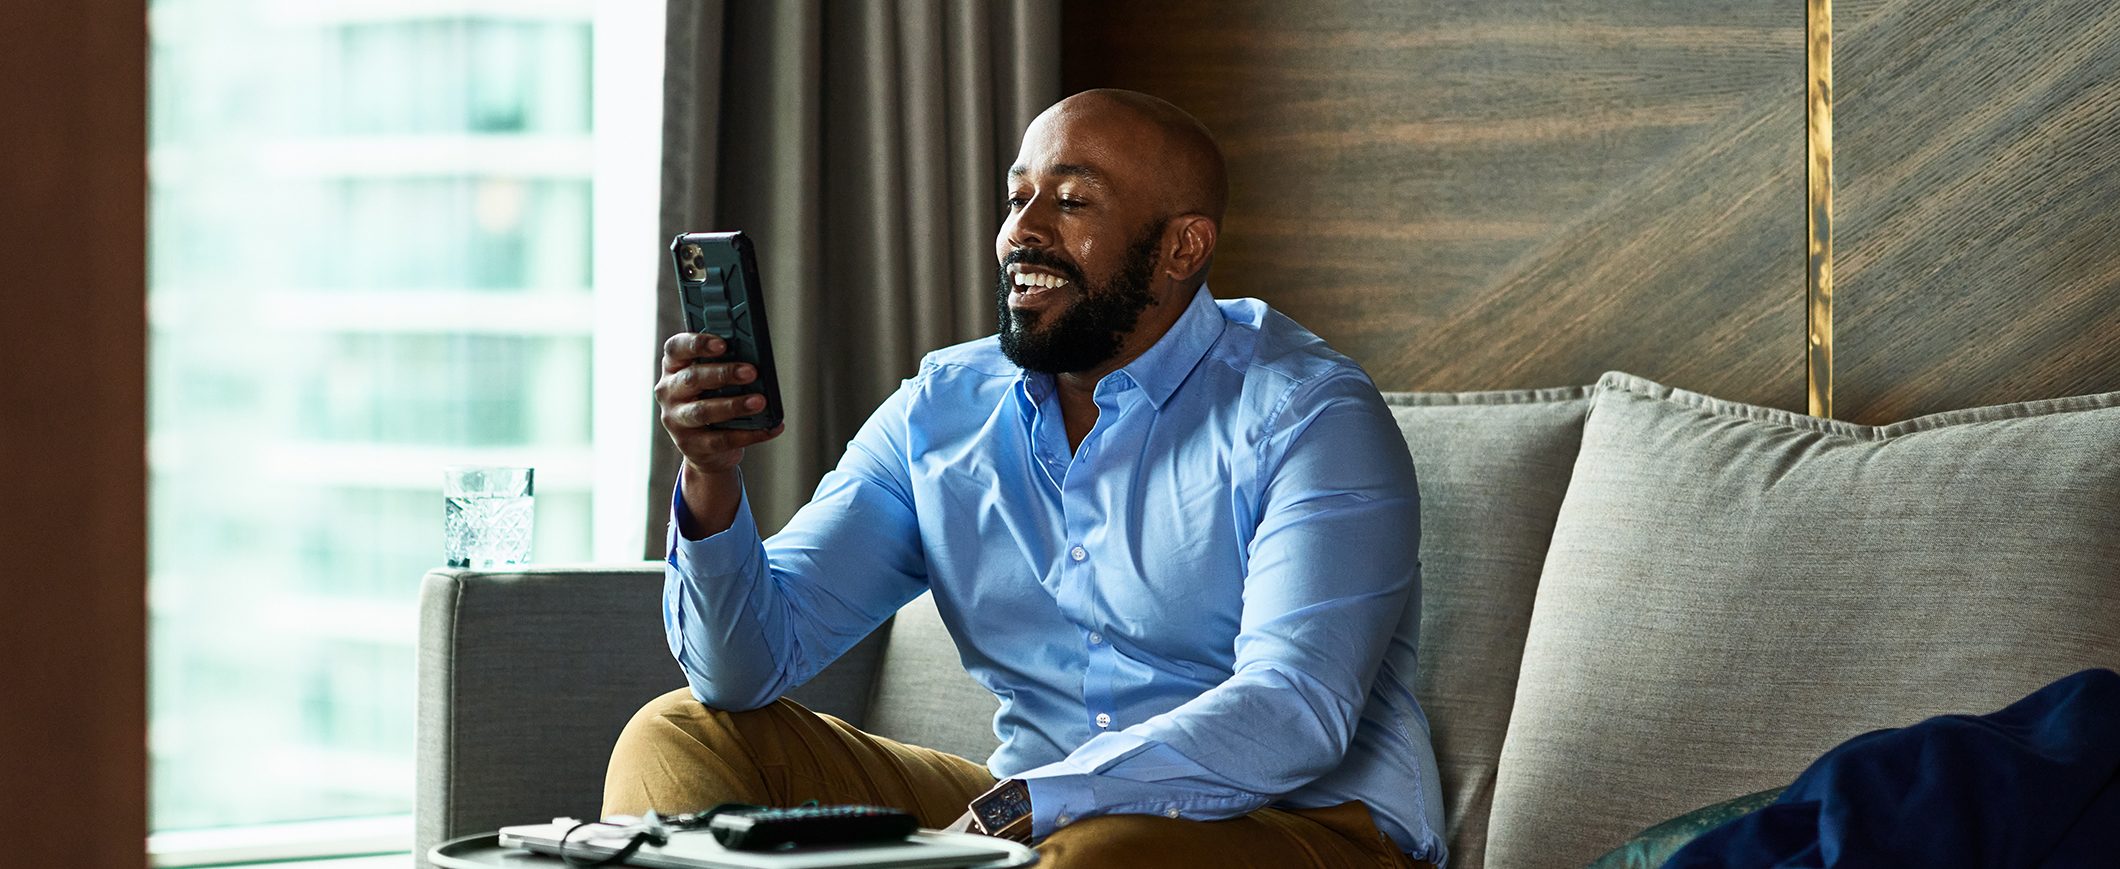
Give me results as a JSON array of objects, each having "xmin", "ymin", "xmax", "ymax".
[
  {"xmin": 1011, "ymin": 371, "xmax": 1422, "ymax": 838},
  {"xmin": 663, "ymin": 377, "xmax": 933, "ymax": 711}
]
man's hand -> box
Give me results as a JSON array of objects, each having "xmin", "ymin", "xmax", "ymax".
[{"xmin": 655, "ymin": 332, "xmax": 784, "ymax": 538}]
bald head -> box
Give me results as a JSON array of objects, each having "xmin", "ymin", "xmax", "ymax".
[{"xmin": 1025, "ymin": 89, "xmax": 1228, "ymax": 225}]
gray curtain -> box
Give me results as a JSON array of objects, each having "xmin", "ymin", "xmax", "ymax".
[{"xmin": 646, "ymin": 0, "xmax": 1060, "ymax": 552}]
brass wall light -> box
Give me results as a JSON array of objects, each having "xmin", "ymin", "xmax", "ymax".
[{"xmin": 1807, "ymin": 0, "xmax": 1834, "ymax": 418}]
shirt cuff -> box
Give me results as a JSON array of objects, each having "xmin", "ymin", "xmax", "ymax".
[
  {"xmin": 666, "ymin": 474, "xmax": 761, "ymax": 576},
  {"xmin": 1020, "ymin": 773, "xmax": 1096, "ymax": 841}
]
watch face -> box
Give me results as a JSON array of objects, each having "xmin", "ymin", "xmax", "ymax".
[{"xmin": 976, "ymin": 782, "xmax": 1032, "ymax": 830}]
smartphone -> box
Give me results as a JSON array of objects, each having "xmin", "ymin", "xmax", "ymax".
[{"xmin": 670, "ymin": 231, "xmax": 784, "ymax": 430}]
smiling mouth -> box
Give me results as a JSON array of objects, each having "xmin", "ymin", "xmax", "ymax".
[{"xmin": 1008, "ymin": 264, "xmax": 1072, "ymax": 301}]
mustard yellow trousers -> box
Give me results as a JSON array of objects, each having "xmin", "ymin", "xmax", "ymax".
[{"xmin": 604, "ymin": 689, "xmax": 1430, "ymax": 869}]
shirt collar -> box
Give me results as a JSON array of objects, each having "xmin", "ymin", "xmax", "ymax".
[
  {"xmin": 1115, "ymin": 285, "xmax": 1224, "ymax": 410},
  {"xmin": 1012, "ymin": 284, "xmax": 1225, "ymax": 414}
]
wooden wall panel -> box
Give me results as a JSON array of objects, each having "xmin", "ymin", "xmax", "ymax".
[
  {"xmin": 1833, "ymin": 0, "xmax": 2120, "ymax": 423},
  {"xmin": 1064, "ymin": 1, "xmax": 1808, "ymax": 407},
  {"xmin": 0, "ymin": 1, "xmax": 149, "ymax": 866}
]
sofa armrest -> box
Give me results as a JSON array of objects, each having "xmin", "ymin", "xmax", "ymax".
[{"xmin": 413, "ymin": 564, "xmax": 889, "ymax": 866}]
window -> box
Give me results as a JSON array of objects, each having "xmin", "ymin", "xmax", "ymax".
[{"xmin": 148, "ymin": 0, "xmax": 660, "ymax": 857}]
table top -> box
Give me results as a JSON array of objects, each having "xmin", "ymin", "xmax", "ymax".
[{"xmin": 429, "ymin": 832, "xmax": 1038, "ymax": 869}]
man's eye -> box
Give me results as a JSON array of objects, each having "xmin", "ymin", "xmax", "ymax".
[
  {"xmin": 1058, "ymin": 199, "xmax": 1086, "ymax": 211},
  {"xmin": 1005, "ymin": 196, "xmax": 1028, "ymax": 210}
]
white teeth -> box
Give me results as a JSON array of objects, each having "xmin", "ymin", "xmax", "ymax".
[{"xmin": 1011, "ymin": 269, "xmax": 1068, "ymax": 289}]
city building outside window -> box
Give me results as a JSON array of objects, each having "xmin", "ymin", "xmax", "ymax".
[{"xmin": 147, "ymin": 1, "xmax": 661, "ymax": 861}]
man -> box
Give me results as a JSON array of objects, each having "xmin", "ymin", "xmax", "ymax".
[{"xmin": 610, "ymin": 89, "xmax": 1446, "ymax": 868}]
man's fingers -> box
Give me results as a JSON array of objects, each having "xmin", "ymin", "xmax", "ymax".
[
  {"xmin": 661, "ymin": 332, "xmax": 730, "ymax": 372},
  {"xmin": 655, "ymin": 363, "xmax": 756, "ymax": 403},
  {"xmin": 661, "ymin": 333, "xmax": 696, "ymax": 372},
  {"xmin": 655, "ymin": 332, "xmax": 777, "ymax": 472},
  {"xmin": 685, "ymin": 363, "xmax": 754, "ymax": 393},
  {"xmin": 671, "ymin": 394, "xmax": 768, "ymax": 428},
  {"xmin": 669, "ymin": 421, "xmax": 782, "ymax": 466}
]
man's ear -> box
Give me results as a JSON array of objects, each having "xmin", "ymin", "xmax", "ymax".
[{"xmin": 1163, "ymin": 214, "xmax": 1219, "ymax": 286}]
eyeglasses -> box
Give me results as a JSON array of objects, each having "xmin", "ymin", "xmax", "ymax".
[{"xmin": 556, "ymin": 810, "xmax": 669, "ymax": 867}]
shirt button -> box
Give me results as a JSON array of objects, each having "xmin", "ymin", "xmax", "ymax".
[
  {"xmin": 1069, "ymin": 545, "xmax": 1087, "ymax": 562},
  {"xmin": 1095, "ymin": 712, "xmax": 1112, "ymax": 728},
  {"xmin": 1057, "ymin": 814, "xmax": 1073, "ymax": 826},
  {"xmin": 1164, "ymin": 807, "xmax": 1182, "ymax": 819},
  {"xmin": 1088, "ymin": 632, "xmax": 1103, "ymax": 646}
]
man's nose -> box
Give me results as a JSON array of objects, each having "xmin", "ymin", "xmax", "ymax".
[{"xmin": 1003, "ymin": 202, "xmax": 1052, "ymax": 250}]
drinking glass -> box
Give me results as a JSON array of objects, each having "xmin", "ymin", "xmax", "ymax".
[{"xmin": 443, "ymin": 466, "xmax": 534, "ymax": 569}]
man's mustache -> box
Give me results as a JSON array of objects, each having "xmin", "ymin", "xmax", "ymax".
[{"xmin": 1001, "ymin": 248, "xmax": 1087, "ymax": 290}]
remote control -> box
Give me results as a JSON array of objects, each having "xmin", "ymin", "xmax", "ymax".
[{"xmin": 706, "ymin": 804, "xmax": 918, "ymax": 851}]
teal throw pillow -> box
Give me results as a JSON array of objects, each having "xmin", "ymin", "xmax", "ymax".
[{"xmin": 1584, "ymin": 788, "xmax": 1784, "ymax": 869}]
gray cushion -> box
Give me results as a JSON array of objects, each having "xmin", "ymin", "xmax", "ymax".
[
  {"xmin": 1381, "ymin": 387, "xmax": 1593, "ymax": 869},
  {"xmin": 1485, "ymin": 372, "xmax": 2120, "ymax": 869},
  {"xmin": 865, "ymin": 591, "xmax": 1004, "ymax": 763}
]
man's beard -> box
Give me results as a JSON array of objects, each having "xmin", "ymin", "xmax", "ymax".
[{"xmin": 995, "ymin": 221, "xmax": 1162, "ymax": 375}]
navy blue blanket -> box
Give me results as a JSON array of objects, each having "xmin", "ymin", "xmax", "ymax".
[{"xmin": 1665, "ymin": 668, "xmax": 2120, "ymax": 869}]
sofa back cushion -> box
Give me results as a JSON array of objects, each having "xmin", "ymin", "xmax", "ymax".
[
  {"xmin": 1484, "ymin": 372, "xmax": 2120, "ymax": 869},
  {"xmin": 866, "ymin": 591, "xmax": 1004, "ymax": 761},
  {"xmin": 1382, "ymin": 386, "xmax": 1593, "ymax": 869}
]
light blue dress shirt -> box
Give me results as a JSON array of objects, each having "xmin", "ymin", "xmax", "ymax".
[{"xmin": 665, "ymin": 286, "xmax": 1446, "ymax": 863}]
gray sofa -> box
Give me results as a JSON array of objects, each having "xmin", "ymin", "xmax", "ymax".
[{"xmin": 416, "ymin": 372, "xmax": 2120, "ymax": 868}]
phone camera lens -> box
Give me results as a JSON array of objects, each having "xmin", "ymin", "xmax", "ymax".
[{"xmin": 680, "ymin": 244, "xmax": 709, "ymax": 280}]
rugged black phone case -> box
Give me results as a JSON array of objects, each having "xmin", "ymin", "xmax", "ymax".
[{"xmin": 671, "ymin": 231, "xmax": 784, "ymax": 430}]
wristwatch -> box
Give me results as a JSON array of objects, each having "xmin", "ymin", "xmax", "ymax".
[{"xmin": 967, "ymin": 778, "xmax": 1034, "ymax": 843}]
